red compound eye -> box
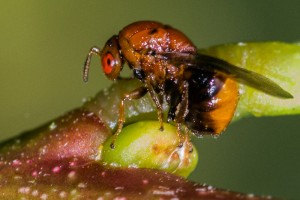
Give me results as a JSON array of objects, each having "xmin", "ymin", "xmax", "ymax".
[{"xmin": 102, "ymin": 52, "xmax": 115, "ymax": 75}]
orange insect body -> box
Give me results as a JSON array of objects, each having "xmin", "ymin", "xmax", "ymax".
[
  {"xmin": 83, "ymin": 21, "xmax": 292, "ymax": 147},
  {"xmin": 119, "ymin": 21, "xmax": 239, "ymax": 135}
]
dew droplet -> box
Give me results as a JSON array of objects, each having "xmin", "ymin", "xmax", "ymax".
[
  {"xmin": 82, "ymin": 97, "xmax": 88, "ymax": 103},
  {"xmin": 40, "ymin": 193, "xmax": 48, "ymax": 200},
  {"xmin": 59, "ymin": 191, "xmax": 67, "ymax": 198},
  {"xmin": 26, "ymin": 159, "xmax": 33, "ymax": 164},
  {"xmin": 31, "ymin": 171, "xmax": 38, "ymax": 177},
  {"xmin": 103, "ymin": 88, "xmax": 109, "ymax": 96},
  {"xmin": 52, "ymin": 166, "xmax": 61, "ymax": 173},
  {"xmin": 70, "ymin": 189, "xmax": 77, "ymax": 196},
  {"xmin": 31, "ymin": 189, "xmax": 39, "ymax": 197},
  {"xmin": 68, "ymin": 170, "xmax": 77, "ymax": 180},
  {"xmin": 87, "ymin": 112, "xmax": 94, "ymax": 117},
  {"xmin": 73, "ymin": 118, "xmax": 79, "ymax": 124},
  {"xmin": 114, "ymin": 186, "xmax": 124, "ymax": 190},
  {"xmin": 49, "ymin": 122, "xmax": 57, "ymax": 130},
  {"xmin": 142, "ymin": 179, "xmax": 149, "ymax": 185},
  {"xmin": 77, "ymin": 182, "xmax": 87, "ymax": 188},
  {"xmin": 12, "ymin": 159, "xmax": 22, "ymax": 166},
  {"xmin": 14, "ymin": 175, "xmax": 22, "ymax": 180},
  {"xmin": 69, "ymin": 161, "xmax": 77, "ymax": 167},
  {"xmin": 207, "ymin": 185, "xmax": 214, "ymax": 191},
  {"xmin": 18, "ymin": 186, "xmax": 31, "ymax": 194}
]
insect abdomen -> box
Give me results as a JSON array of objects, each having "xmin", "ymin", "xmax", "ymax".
[{"xmin": 185, "ymin": 70, "xmax": 239, "ymax": 136}]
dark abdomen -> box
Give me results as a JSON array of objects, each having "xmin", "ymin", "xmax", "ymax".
[{"xmin": 185, "ymin": 69, "xmax": 239, "ymax": 137}]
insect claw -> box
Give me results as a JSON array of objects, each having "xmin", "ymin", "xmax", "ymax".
[
  {"xmin": 178, "ymin": 142, "xmax": 183, "ymax": 148},
  {"xmin": 159, "ymin": 126, "xmax": 164, "ymax": 131},
  {"xmin": 185, "ymin": 138, "xmax": 194, "ymax": 153},
  {"xmin": 110, "ymin": 142, "xmax": 115, "ymax": 149},
  {"xmin": 110, "ymin": 129, "xmax": 120, "ymax": 149}
]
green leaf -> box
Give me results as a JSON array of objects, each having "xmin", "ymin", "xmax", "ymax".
[{"xmin": 200, "ymin": 42, "xmax": 300, "ymax": 119}]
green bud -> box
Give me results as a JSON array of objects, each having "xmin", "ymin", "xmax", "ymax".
[{"xmin": 100, "ymin": 121, "xmax": 198, "ymax": 177}]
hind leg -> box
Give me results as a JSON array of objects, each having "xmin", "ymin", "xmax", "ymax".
[{"xmin": 173, "ymin": 80, "xmax": 191, "ymax": 148}]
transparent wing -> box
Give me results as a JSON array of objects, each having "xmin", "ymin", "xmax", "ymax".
[{"xmin": 158, "ymin": 52, "xmax": 293, "ymax": 99}]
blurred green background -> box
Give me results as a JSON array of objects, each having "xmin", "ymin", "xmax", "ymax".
[{"xmin": 0, "ymin": 0, "xmax": 299, "ymax": 199}]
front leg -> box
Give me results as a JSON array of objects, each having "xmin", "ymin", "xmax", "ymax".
[{"xmin": 110, "ymin": 86, "xmax": 148, "ymax": 148}]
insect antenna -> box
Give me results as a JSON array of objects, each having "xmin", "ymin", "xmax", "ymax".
[{"xmin": 83, "ymin": 47, "xmax": 101, "ymax": 82}]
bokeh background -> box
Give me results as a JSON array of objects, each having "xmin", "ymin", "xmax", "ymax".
[{"xmin": 1, "ymin": 1, "xmax": 299, "ymax": 199}]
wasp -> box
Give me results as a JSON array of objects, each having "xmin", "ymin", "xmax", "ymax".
[{"xmin": 83, "ymin": 21, "xmax": 293, "ymax": 148}]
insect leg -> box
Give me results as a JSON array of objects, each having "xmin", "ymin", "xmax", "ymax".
[
  {"xmin": 110, "ymin": 86, "xmax": 148, "ymax": 149},
  {"xmin": 174, "ymin": 80, "xmax": 190, "ymax": 148},
  {"xmin": 145, "ymin": 78, "xmax": 164, "ymax": 131},
  {"xmin": 164, "ymin": 80, "xmax": 181, "ymax": 122},
  {"xmin": 183, "ymin": 126, "xmax": 193, "ymax": 153}
]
